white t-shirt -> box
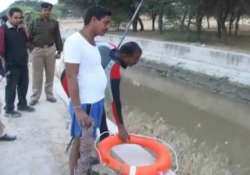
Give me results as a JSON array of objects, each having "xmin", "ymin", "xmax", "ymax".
[{"xmin": 64, "ymin": 32, "xmax": 107, "ymax": 104}]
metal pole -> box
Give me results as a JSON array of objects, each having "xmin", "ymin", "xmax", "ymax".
[{"xmin": 117, "ymin": 0, "xmax": 144, "ymax": 48}]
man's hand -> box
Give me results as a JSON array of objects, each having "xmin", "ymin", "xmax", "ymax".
[
  {"xmin": 75, "ymin": 109, "xmax": 92, "ymax": 129},
  {"xmin": 118, "ymin": 124, "xmax": 129, "ymax": 142},
  {"xmin": 0, "ymin": 56, "xmax": 6, "ymax": 77},
  {"xmin": 0, "ymin": 56, "xmax": 5, "ymax": 68},
  {"xmin": 18, "ymin": 23, "xmax": 27, "ymax": 30},
  {"xmin": 18, "ymin": 23, "xmax": 29, "ymax": 38},
  {"xmin": 55, "ymin": 51, "xmax": 61, "ymax": 59}
]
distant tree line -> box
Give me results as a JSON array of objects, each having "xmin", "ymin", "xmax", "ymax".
[
  {"xmin": 60, "ymin": 0, "xmax": 250, "ymax": 38},
  {"xmin": 3, "ymin": 0, "xmax": 250, "ymax": 39}
]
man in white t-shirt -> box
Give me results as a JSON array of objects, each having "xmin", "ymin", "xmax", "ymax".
[{"xmin": 64, "ymin": 6, "xmax": 112, "ymax": 175}]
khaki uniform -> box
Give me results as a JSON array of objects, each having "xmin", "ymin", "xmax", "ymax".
[
  {"xmin": 0, "ymin": 102, "xmax": 5, "ymax": 136},
  {"xmin": 0, "ymin": 120, "xmax": 5, "ymax": 136},
  {"xmin": 31, "ymin": 46, "xmax": 56, "ymax": 100},
  {"xmin": 29, "ymin": 17, "xmax": 63, "ymax": 101}
]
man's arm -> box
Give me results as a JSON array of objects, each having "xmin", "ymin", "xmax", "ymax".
[
  {"xmin": 65, "ymin": 63, "xmax": 91, "ymax": 128},
  {"xmin": 54, "ymin": 21, "xmax": 63, "ymax": 54},
  {"xmin": 0, "ymin": 56, "xmax": 5, "ymax": 77},
  {"xmin": 18, "ymin": 23, "xmax": 30, "ymax": 42},
  {"xmin": 27, "ymin": 20, "xmax": 35, "ymax": 50},
  {"xmin": 23, "ymin": 27, "xmax": 30, "ymax": 40},
  {"xmin": 0, "ymin": 27, "xmax": 5, "ymax": 77},
  {"xmin": 111, "ymin": 78, "xmax": 124, "ymax": 125},
  {"xmin": 65, "ymin": 63, "xmax": 81, "ymax": 107},
  {"xmin": 0, "ymin": 27, "xmax": 5, "ymax": 58},
  {"xmin": 28, "ymin": 20, "xmax": 34, "ymax": 41},
  {"xmin": 110, "ymin": 63, "xmax": 129, "ymax": 141}
]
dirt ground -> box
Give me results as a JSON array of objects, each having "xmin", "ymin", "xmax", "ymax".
[{"xmin": 0, "ymin": 77, "xmax": 70, "ymax": 175}]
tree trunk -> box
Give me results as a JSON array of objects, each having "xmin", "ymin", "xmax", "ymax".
[
  {"xmin": 207, "ymin": 16, "xmax": 210, "ymax": 29},
  {"xmin": 158, "ymin": 11, "xmax": 163, "ymax": 33},
  {"xmin": 180, "ymin": 10, "xmax": 188, "ymax": 30},
  {"xmin": 229, "ymin": 12, "xmax": 235, "ymax": 36},
  {"xmin": 222, "ymin": 20, "xmax": 227, "ymax": 35},
  {"xmin": 217, "ymin": 18, "xmax": 222, "ymax": 39},
  {"xmin": 187, "ymin": 15, "xmax": 192, "ymax": 30},
  {"xmin": 221, "ymin": 11, "xmax": 229, "ymax": 35},
  {"xmin": 152, "ymin": 13, "xmax": 157, "ymax": 31},
  {"xmin": 234, "ymin": 11, "xmax": 241, "ymax": 36},
  {"xmin": 196, "ymin": 15, "xmax": 203, "ymax": 36},
  {"xmin": 132, "ymin": 15, "xmax": 138, "ymax": 32},
  {"xmin": 138, "ymin": 17, "xmax": 144, "ymax": 31},
  {"xmin": 215, "ymin": 0, "xmax": 226, "ymax": 38}
]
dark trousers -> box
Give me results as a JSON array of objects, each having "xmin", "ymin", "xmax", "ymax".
[
  {"xmin": 100, "ymin": 107, "xmax": 110, "ymax": 141},
  {"xmin": 5, "ymin": 65, "xmax": 29, "ymax": 112}
]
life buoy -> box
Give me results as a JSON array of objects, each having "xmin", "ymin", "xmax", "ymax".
[{"xmin": 97, "ymin": 134, "xmax": 172, "ymax": 175}]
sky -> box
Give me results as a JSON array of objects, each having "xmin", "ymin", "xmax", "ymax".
[{"xmin": 0, "ymin": 0, "xmax": 58, "ymax": 13}]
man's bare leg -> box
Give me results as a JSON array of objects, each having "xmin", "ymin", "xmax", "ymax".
[{"xmin": 69, "ymin": 138, "xmax": 80, "ymax": 175}]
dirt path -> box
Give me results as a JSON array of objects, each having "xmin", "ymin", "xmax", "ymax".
[{"xmin": 0, "ymin": 78, "xmax": 70, "ymax": 175}]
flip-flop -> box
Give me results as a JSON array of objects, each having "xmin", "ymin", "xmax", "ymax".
[{"xmin": 0, "ymin": 134, "xmax": 16, "ymax": 141}]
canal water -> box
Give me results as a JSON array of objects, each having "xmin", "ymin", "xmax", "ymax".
[{"xmin": 115, "ymin": 65, "xmax": 250, "ymax": 175}]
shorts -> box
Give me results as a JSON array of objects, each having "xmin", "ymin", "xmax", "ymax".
[{"xmin": 69, "ymin": 99, "xmax": 104, "ymax": 138}]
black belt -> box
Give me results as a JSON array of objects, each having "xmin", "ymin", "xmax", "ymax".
[{"xmin": 35, "ymin": 43, "xmax": 54, "ymax": 48}]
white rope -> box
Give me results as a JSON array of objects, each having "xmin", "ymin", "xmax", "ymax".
[
  {"xmin": 95, "ymin": 131, "xmax": 112, "ymax": 147},
  {"xmin": 131, "ymin": 134, "xmax": 179, "ymax": 173},
  {"xmin": 129, "ymin": 166, "xmax": 137, "ymax": 175},
  {"xmin": 162, "ymin": 142, "xmax": 179, "ymax": 173},
  {"xmin": 94, "ymin": 131, "xmax": 113, "ymax": 163}
]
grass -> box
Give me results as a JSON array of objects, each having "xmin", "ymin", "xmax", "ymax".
[
  {"xmin": 110, "ymin": 28, "xmax": 250, "ymax": 54},
  {"xmin": 122, "ymin": 108, "xmax": 237, "ymax": 175}
]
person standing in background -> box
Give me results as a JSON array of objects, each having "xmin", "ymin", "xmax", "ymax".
[
  {"xmin": 0, "ymin": 15, "xmax": 17, "ymax": 141},
  {"xmin": 0, "ymin": 8, "xmax": 35, "ymax": 118},
  {"xmin": 29, "ymin": 2, "xmax": 63, "ymax": 106}
]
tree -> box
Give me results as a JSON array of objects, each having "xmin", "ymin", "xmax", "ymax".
[
  {"xmin": 130, "ymin": 0, "xmax": 144, "ymax": 32},
  {"xmin": 59, "ymin": 0, "xmax": 250, "ymax": 37},
  {"xmin": 144, "ymin": 0, "xmax": 158, "ymax": 31}
]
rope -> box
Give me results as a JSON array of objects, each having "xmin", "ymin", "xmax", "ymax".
[{"xmin": 132, "ymin": 134, "xmax": 179, "ymax": 173}]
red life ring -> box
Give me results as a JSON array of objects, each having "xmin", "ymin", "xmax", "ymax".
[{"xmin": 97, "ymin": 134, "xmax": 172, "ymax": 175}]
